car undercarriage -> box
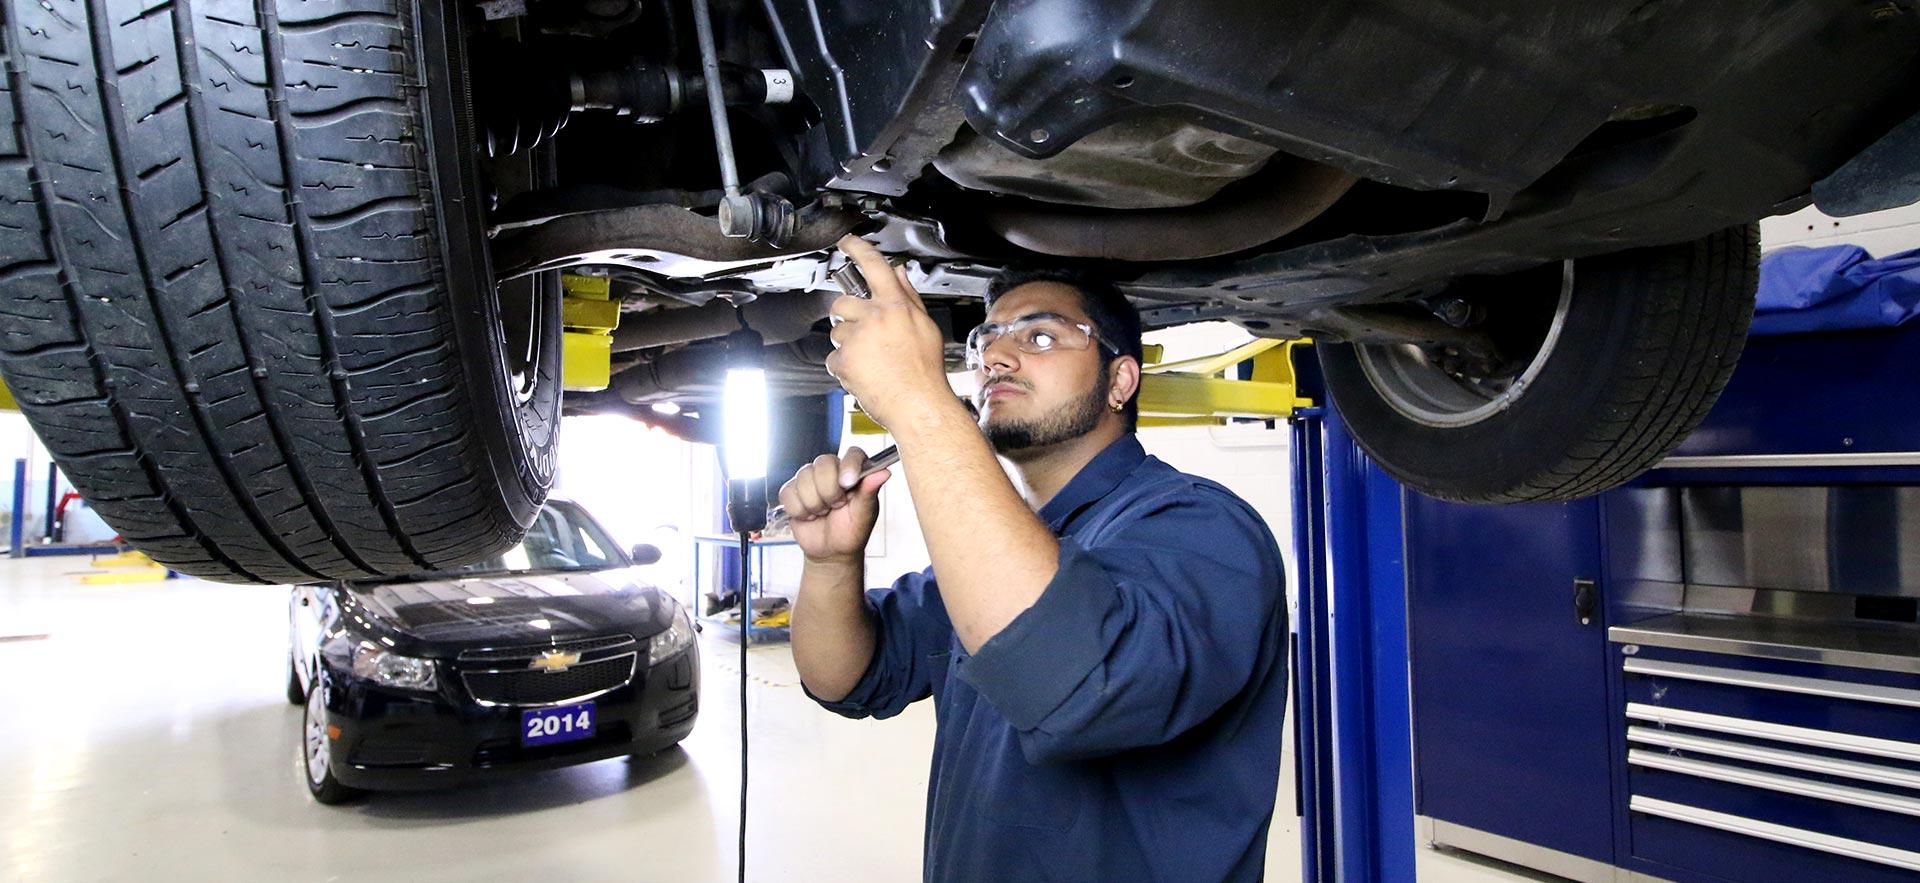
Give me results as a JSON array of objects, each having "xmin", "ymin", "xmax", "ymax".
[
  {"xmin": 2, "ymin": 0, "xmax": 1917, "ymax": 581},
  {"xmin": 483, "ymin": 0, "xmax": 1918, "ymax": 376}
]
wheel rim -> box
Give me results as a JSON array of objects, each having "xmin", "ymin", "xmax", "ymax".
[
  {"xmin": 304, "ymin": 683, "xmax": 331, "ymax": 786},
  {"xmin": 493, "ymin": 275, "xmax": 547, "ymax": 407},
  {"xmin": 1354, "ymin": 261, "xmax": 1575, "ymax": 429}
]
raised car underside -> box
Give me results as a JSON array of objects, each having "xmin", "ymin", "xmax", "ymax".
[
  {"xmin": 474, "ymin": 0, "xmax": 1920, "ymax": 416},
  {"xmin": 3, "ymin": 0, "xmax": 1917, "ymax": 584}
]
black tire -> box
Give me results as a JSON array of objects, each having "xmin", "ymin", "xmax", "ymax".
[
  {"xmin": 0, "ymin": 0, "xmax": 559, "ymax": 583},
  {"xmin": 1319, "ymin": 224, "xmax": 1757, "ymax": 503},
  {"xmin": 302, "ymin": 677, "xmax": 363, "ymax": 805}
]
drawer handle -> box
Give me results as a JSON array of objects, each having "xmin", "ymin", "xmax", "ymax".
[
  {"xmin": 1624, "ymin": 658, "xmax": 1920, "ymax": 709},
  {"xmin": 1632, "ymin": 796, "xmax": 1920, "ymax": 872},
  {"xmin": 1628, "ymin": 726, "xmax": 1920, "ymax": 791},
  {"xmin": 1631, "ymin": 750, "xmax": 1920, "ymax": 817},
  {"xmin": 1625, "ymin": 703, "xmax": 1920, "ymax": 763}
]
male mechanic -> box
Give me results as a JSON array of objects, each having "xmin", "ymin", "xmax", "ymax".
[{"xmin": 780, "ymin": 236, "xmax": 1288, "ymax": 882}]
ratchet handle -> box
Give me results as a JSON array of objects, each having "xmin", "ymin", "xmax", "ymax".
[{"xmin": 764, "ymin": 446, "xmax": 900, "ymax": 528}]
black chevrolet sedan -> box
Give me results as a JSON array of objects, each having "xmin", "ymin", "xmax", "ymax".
[{"xmin": 287, "ymin": 499, "xmax": 698, "ymax": 804}]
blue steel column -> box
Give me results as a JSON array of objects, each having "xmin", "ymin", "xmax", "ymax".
[
  {"xmin": 1292, "ymin": 404, "xmax": 1416, "ymax": 881},
  {"xmin": 9, "ymin": 458, "xmax": 26, "ymax": 557},
  {"xmin": 1292, "ymin": 408, "xmax": 1334, "ymax": 881},
  {"xmin": 43, "ymin": 462, "xmax": 57, "ymax": 541}
]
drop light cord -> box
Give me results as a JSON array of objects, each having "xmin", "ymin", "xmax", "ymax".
[{"xmin": 736, "ymin": 529, "xmax": 751, "ymax": 883}]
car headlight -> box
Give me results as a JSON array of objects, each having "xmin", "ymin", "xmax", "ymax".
[
  {"xmin": 351, "ymin": 642, "xmax": 438, "ymax": 691},
  {"xmin": 648, "ymin": 605, "xmax": 695, "ymax": 666}
]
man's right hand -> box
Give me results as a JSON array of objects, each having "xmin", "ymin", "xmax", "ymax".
[{"xmin": 778, "ymin": 447, "xmax": 891, "ymax": 564}]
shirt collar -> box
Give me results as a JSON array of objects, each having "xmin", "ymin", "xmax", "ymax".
[{"xmin": 1036, "ymin": 434, "xmax": 1148, "ymax": 531}]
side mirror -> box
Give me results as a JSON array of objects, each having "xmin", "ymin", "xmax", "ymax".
[{"xmin": 629, "ymin": 543, "xmax": 662, "ymax": 566}]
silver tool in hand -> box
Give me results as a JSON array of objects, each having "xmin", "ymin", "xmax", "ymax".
[
  {"xmin": 831, "ymin": 262, "xmax": 873, "ymax": 300},
  {"xmin": 774, "ymin": 255, "xmax": 885, "ymax": 529},
  {"xmin": 764, "ymin": 445, "xmax": 900, "ymax": 530},
  {"xmin": 761, "ymin": 399, "xmax": 974, "ymax": 530}
]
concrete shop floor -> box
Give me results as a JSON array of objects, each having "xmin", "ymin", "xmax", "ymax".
[{"xmin": 1, "ymin": 557, "xmax": 1533, "ymax": 882}]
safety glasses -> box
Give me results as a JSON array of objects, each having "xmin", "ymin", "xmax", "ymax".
[{"xmin": 964, "ymin": 312, "xmax": 1117, "ymax": 369}]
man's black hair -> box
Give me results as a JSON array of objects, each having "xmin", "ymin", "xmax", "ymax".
[{"xmin": 985, "ymin": 267, "xmax": 1144, "ymax": 430}]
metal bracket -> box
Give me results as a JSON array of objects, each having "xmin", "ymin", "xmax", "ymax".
[{"xmin": 690, "ymin": 0, "xmax": 796, "ymax": 245}]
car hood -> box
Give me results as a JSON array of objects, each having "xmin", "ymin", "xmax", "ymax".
[{"xmin": 340, "ymin": 569, "xmax": 680, "ymax": 653}]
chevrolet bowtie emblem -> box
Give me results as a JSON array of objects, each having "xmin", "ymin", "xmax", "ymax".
[{"xmin": 529, "ymin": 649, "xmax": 582, "ymax": 673}]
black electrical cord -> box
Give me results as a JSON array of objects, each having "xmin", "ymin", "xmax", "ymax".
[
  {"xmin": 719, "ymin": 320, "xmax": 767, "ymax": 883},
  {"xmin": 736, "ymin": 529, "xmax": 750, "ymax": 883}
]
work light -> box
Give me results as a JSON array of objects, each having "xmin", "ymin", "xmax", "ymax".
[{"xmin": 722, "ymin": 325, "xmax": 768, "ymax": 533}]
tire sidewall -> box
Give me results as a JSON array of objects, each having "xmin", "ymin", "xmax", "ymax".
[{"xmin": 410, "ymin": 0, "xmax": 560, "ymax": 527}]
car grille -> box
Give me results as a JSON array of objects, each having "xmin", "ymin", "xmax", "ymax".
[
  {"xmin": 457, "ymin": 634, "xmax": 636, "ymax": 663},
  {"xmin": 462, "ymin": 653, "xmax": 637, "ymax": 705},
  {"xmin": 457, "ymin": 635, "xmax": 640, "ymax": 706}
]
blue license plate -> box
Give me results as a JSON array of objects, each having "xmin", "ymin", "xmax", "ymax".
[{"xmin": 521, "ymin": 701, "xmax": 596, "ymax": 747}]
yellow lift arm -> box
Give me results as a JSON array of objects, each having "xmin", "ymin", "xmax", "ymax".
[
  {"xmin": 561, "ymin": 274, "xmax": 621, "ymax": 392},
  {"xmin": 1136, "ymin": 338, "xmax": 1314, "ymax": 427}
]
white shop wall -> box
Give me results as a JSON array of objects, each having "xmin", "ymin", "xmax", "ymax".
[
  {"xmin": 0, "ymin": 412, "xmax": 43, "ymax": 548},
  {"xmin": 0, "ymin": 412, "xmax": 112, "ymax": 549},
  {"xmin": 554, "ymin": 414, "xmax": 710, "ymax": 597}
]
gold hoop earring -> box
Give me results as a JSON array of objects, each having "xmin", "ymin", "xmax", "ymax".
[{"xmin": 1109, "ymin": 401, "xmax": 1123, "ymax": 413}]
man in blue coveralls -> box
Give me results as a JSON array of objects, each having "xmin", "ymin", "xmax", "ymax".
[{"xmin": 778, "ymin": 235, "xmax": 1289, "ymax": 882}]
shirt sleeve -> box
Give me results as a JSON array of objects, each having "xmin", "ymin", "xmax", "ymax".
[
  {"xmin": 954, "ymin": 486, "xmax": 1286, "ymax": 764},
  {"xmin": 805, "ymin": 566, "xmax": 954, "ymax": 720}
]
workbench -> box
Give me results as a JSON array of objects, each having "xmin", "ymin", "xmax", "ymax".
[{"xmin": 689, "ymin": 533, "xmax": 798, "ymax": 644}]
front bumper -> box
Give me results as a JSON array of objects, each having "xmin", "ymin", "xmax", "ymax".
[{"xmin": 318, "ymin": 646, "xmax": 699, "ymax": 791}]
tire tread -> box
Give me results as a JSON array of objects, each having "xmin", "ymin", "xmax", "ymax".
[
  {"xmin": 1508, "ymin": 227, "xmax": 1756, "ymax": 503},
  {"xmin": 0, "ymin": 0, "xmax": 523, "ymax": 582}
]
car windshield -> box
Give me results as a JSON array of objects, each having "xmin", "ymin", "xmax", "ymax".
[{"xmin": 455, "ymin": 502, "xmax": 624, "ymax": 574}]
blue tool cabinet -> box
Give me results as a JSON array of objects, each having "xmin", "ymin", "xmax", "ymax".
[{"xmin": 1408, "ymin": 325, "xmax": 1920, "ymax": 882}]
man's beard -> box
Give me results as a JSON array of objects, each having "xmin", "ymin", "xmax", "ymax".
[{"xmin": 982, "ymin": 367, "xmax": 1110, "ymax": 455}]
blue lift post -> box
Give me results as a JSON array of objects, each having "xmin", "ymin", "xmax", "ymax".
[
  {"xmin": 8, "ymin": 458, "xmax": 25, "ymax": 558},
  {"xmin": 1291, "ymin": 401, "xmax": 1417, "ymax": 882},
  {"xmin": 42, "ymin": 461, "xmax": 57, "ymax": 542}
]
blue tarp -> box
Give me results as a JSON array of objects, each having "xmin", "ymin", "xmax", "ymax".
[{"xmin": 1753, "ymin": 244, "xmax": 1920, "ymax": 336}]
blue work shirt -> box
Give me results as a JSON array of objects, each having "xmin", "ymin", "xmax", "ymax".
[{"xmin": 810, "ymin": 434, "xmax": 1290, "ymax": 882}]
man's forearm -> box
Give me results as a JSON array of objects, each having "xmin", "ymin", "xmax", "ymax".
[
  {"xmin": 894, "ymin": 400, "xmax": 1059, "ymax": 653},
  {"xmin": 791, "ymin": 558, "xmax": 878, "ymax": 702}
]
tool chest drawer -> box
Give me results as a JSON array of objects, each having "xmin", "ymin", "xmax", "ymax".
[{"xmin": 1616, "ymin": 644, "xmax": 1920, "ymax": 881}]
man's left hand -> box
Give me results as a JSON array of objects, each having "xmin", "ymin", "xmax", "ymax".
[{"xmin": 826, "ymin": 235, "xmax": 954, "ymax": 430}]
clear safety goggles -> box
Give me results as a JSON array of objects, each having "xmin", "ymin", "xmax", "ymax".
[{"xmin": 964, "ymin": 312, "xmax": 1117, "ymax": 369}]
